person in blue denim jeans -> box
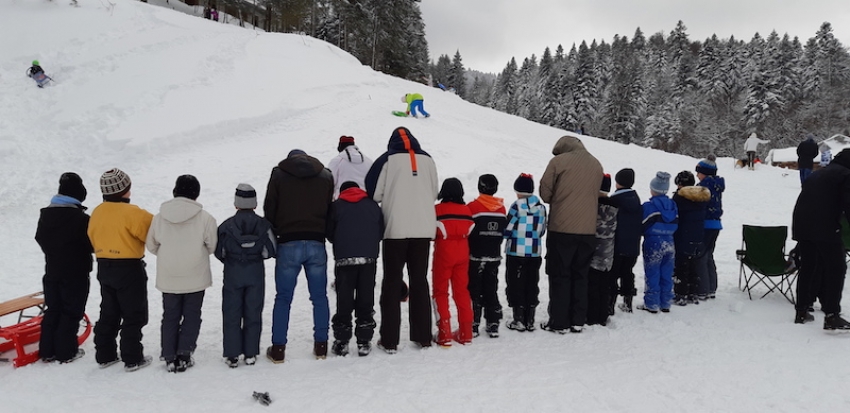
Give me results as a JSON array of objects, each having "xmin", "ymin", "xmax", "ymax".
[{"xmin": 263, "ymin": 149, "xmax": 334, "ymax": 363}]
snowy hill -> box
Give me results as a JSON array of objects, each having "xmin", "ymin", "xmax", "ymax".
[{"xmin": 2, "ymin": 1, "xmax": 849, "ymax": 412}]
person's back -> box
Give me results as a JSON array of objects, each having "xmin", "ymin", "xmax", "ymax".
[
  {"xmin": 216, "ymin": 184, "xmax": 276, "ymax": 367},
  {"xmin": 35, "ymin": 172, "xmax": 92, "ymax": 364},
  {"xmin": 263, "ymin": 150, "xmax": 334, "ymax": 363},
  {"xmin": 364, "ymin": 126, "xmax": 438, "ymax": 352},
  {"xmin": 147, "ymin": 195, "xmax": 217, "ymax": 294},
  {"xmin": 366, "ymin": 127, "xmax": 438, "ymax": 239},
  {"xmin": 264, "ymin": 150, "xmax": 333, "ymax": 243},
  {"xmin": 328, "ymin": 137, "xmax": 373, "ymax": 199},
  {"xmin": 640, "ymin": 172, "xmax": 678, "ymax": 313},
  {"xmin": 672, "ymin": 186, "xmax": 709, "ymax": 256},
  {"xmin": 87, "ymin": 168, "xmax": 154, "ymax": 371},
  {"xmin": 540, "ymin": 135, "xmax": 603, "ymax": 235}
]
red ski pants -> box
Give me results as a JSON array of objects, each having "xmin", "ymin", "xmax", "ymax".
[{"xmin": 432, "ymin": 249, "xmax": 473, "ymax": 326}]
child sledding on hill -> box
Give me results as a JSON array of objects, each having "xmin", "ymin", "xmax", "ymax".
[{"xmin": 26, "ymin": 60, "xmax": 51, "ymax": 88}]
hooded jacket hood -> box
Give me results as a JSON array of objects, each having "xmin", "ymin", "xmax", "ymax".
[
  {"xmin": 552, "ymin": 135, "xmax": 587, "ymax": 156},
  {"xmin": 278, "ymin": 154, "xmax": 325, "ymax": 179},
  {"xmin": 340, "ymin": 145, "xmax": 367, "ymax": 164},
  {"xmin": 650, "ymin": 195, "xmax": 678, "ymax": 223},
  {"xmin": 676, "ymin": 186, "xmax": 711, "ymax": 203},
  {"xmin": 387, "ymin": 127, "xmax": 426, "ymax": 154},
  {"xmin": 160, "ymin": 197, "xmax": 203, "ymax": 224}
]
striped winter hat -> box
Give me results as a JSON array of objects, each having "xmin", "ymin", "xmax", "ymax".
[
  {"xmin": 696, "ymin": 154, "xmax": 718, "ymax": 176},
  {"xmin": 99, "ymin": 168, "xmax": 131, "ymax": 196}
]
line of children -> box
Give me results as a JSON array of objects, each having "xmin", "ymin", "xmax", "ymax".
[{"xmin": 39, "ymin": 156, "xmax": 719, "ymax": 371}]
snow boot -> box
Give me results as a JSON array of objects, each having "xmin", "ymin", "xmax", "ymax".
[
  {"xmin": 472, "ymin": 304, "xmax": 482, "ymax": 338},
  {"xmin": 794, "ymin": 310, "xmax": 814, "ymax": 324},
  {"xmin": 175, "ymin": 354, "xmax": 194, "ymax": 372},
  {"xmin": 824, "ymin": 313, "xmax": 850, "ymax": 330},
  {"xmin": 506, "ymin": 307, "xmax": 526, "ymax": 332},
  {"xmin": 525, "ymin": 306, "xmax": 536, "ymax": 332},
  {"xmin": 59, "ymin": 348, "xmax": 85, "ymax": 364},
  {"xmin": 453, "ymin": 322, "xmax": 473, "ymax": 345},
  {"xmin": 124, "ymin": 355, "xmax": 153, "ymax": 372},
  {"xmin": 674, "ymin": 295, "xmax": 688, "ymax": 306},
  {"xmin": 636, "ymin": 304, "xmax": 658, "ymax": 314},
  {"xmin": 434, "ymin": 319, "xmax": 452, "ymax": 347},
  {"xmin": 266, "ymin": 344, "xmax": 286, "ymax": 363},
  {"xmin": 357, "ymin": 342, "xmax": 371, "ymax": 357},
  {"xmin": 332, "ymin": 340, "xmax": 349, "ymax": 357},
  {"xmin": 618, "ymin": 296, "xmax": 633, "ymax": 313},
  {"xmin": 314, "ymin": 341, "xmax": 328, "ymax": 359},
  {"xmin": 245, "ymin": 356, "xmax": 257, "ymax": 366},
  {"xmin": 485, "ymin": 322, "xmax": 499, "ymax": 338},
  {"xmin": 225, "ymin": 357, "xmax": 239, "ymax": 368}
]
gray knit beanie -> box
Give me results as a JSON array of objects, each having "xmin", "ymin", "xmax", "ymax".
[{"xmin": 234, "ymin": 183, "xmax": 257, "ymax": 209}]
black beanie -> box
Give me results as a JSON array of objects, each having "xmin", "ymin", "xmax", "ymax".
[
  {"xmin": 513, "ymin": 173, "xmax": 535, "ymax": 194},
  {"xmin": 615, "ymin": 168, "xmax": 635, "ymax": 188},
  {"xmin": 438, "ymin": 178, "xmax": 465, "ymax": 204},
  {"xmin": 173, "ymin": 174, "xmax": 201, "ymax": 200},
  {"xmin": 58, "ymin": 172, "xmax": 87, "ymax": 202},
  {"xmin": 477, "ymin": 174, "xmax": 498, "ymax": 195},
  {"xmin": 675, "ymin": 170, "xmax": 696, "ymax": 187},
  {"xmin": 340, "ymin": 181, "xmax": 360, "ymax": 192}
]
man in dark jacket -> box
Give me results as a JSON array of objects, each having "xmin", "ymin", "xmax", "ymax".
[
  {"xmin": 264, "ymin": 149, "xmax": 334, "ymax": 362},
  {"xmin": 671, "ymin": 171, "xmax": 710, "ymax": 306},
  {"xmin": 797, "ymin": 135, "xmax": 819, "ymax": 184},
  {"xmin": 607, "ymin": 168, "xmax": 642, "ymax": 313},
  {"xmin": 327, "ymin": 181, "xmax": 384, "ymax": 357},
  {"xmin": 792, "ymin": 148, "xmax": 850, "ymax": 330},
  {"xmin": 35, "ymin": 172, "xmax": 93, "ymax": 363}
]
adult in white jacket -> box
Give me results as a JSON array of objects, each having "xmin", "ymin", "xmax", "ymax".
[
  {"xmin": 146, "ymin": 175, "xmax": 217, "ymax": 372},
  {"xmin": 744, "ymin": 132, "xmax": 770, "ymax": 170},
  {"xmin": 365, "ymin": 126, "xmax": 438, "ymax": 352},
  {"xmin": 327, "ymin": 136, "xmax": 373, "ymax": 199}
]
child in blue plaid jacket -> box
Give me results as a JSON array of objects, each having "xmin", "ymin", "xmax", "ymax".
[{"xmin": 503, "ymin": 173, "xmax": 547, "ymax": 331}]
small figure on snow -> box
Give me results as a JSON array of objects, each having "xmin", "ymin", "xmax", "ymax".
[
  {"xmin": 797, "ymin": 134, "xmax": 819, "ymax": 184},
  {"xmin": 27, "ymin": 60, "xmax": 44, "ymax": 78},
  {"xmin": 743, "ymin": 132, "xmax": 769, "ymax": 170},
  {"xmin": 402, "ymin": 93, "xmax": 430, "ymax": 118},
  {"xmin": 607, "ymin": 168, "xmax": 642, "ymax": 314},
  {"xmin": 211, "ymin": 7, "xmax": 219, "ymax": 21},
  {"xmin": 671, "ymin": 171, "xmax": 710, "ymax": 306}
]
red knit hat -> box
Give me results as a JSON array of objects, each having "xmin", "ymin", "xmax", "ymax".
[{"xmin": 339, "ymin": 136, "xmax": 355, "ymax": 144}]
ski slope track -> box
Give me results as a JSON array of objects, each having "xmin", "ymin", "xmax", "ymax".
[{"xmin": 1, "ymin": 1, "xmax": 849, "ymax": 412}]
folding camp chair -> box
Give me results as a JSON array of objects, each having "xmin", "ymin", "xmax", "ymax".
[{"xmin": 736, "ymin": 225, "xmax": 797, "ymax": 304}]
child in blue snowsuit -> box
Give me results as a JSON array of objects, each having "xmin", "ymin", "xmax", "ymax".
[
  {"xmin": 640, "ymin": 172, "xmax": 678, "ymax": 313},
  {"xmin": 214, "ymin": 184, "xmax": 277, "ymax": 367}
]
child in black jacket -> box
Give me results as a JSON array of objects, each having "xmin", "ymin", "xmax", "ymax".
[
  {"xmin": 607, "ymin": 168, "xmax": 643, "ymax": 313},
  {"xmin": 327, "ymin": 181, "xmax": 384, "ymax": 357}
]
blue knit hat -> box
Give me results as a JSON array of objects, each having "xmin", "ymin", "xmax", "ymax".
[
  {"xmin": 696, "ymin": 154, "xmax": 718, "ymax": 176},
  {"xmin": 650, "ymin": 171, "xmax": 671, "ymax": 194}
]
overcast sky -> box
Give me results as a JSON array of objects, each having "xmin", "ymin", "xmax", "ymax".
[{"xmin": 420, "ymin": 0, "xmax": 850, "ymax": 73}]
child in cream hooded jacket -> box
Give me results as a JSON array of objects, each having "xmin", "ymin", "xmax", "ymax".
[{"xmin": 146, "ymin": 175, "xmax": 217, "ymax": 371}]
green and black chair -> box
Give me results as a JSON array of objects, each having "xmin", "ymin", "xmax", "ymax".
[{"xmin": 736, "ymin": 225, "xmax": 797, "ymax": 304}]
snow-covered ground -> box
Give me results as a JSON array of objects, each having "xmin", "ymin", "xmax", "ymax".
[{"xmin": 2, "ymin": 1, "xmax": 849, "ymax": 412}]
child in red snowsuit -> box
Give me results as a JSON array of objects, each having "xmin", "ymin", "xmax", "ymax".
[{"xmin": 432, "ymin": 178, "xmax": 475, "ymax": 346}]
